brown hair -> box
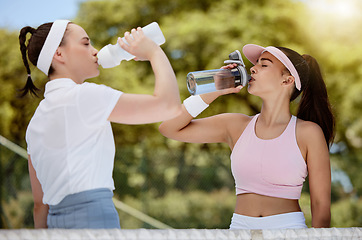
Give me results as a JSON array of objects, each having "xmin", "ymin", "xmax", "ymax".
[
  {"xmin": 277, "ymin": 47, "xmax": 335, "ymax": 148},
  {"xmin": 19, "ymin": 22, "xmax": 69, "ymax": 97}
]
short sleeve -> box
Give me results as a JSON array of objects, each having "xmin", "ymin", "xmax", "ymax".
[{"xmin": 77, "ymin": 83, "xmax": 123, "ymax": 127}]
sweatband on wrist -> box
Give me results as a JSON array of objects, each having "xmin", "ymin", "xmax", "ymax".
[
  {"xmin": 37, "ymin": 20, "xmax": 70, "ymax": 76},
  {"xmin": 183, "ymin": 95, "xmax": 209, "ymax": 118}
]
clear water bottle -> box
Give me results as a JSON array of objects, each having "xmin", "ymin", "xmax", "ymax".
[
  {"xmin": 97, "ymin": 22, "xmax": 166, "ymax": 68},
  {"xmin": 186, "ymin": 50, "xmax": 251, "ymax": 95}
]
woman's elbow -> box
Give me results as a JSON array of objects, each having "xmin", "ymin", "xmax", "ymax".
[
  {"xmin": 158, "ymin": 118, "xmax": 181, "ymax": 139},
  {"xmin": 159, "ymin": 121, "xmax": 170, "ymax": 137}
]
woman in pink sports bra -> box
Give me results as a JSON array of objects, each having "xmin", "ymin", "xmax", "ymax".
[{"xmin": 159, "ymin": 44, "xmax": 335, "ymax": 229}]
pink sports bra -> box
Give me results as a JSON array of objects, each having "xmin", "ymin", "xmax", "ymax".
[{"xmin": 230, "ymin": 114, "xmax": 307, "ymax": 199}]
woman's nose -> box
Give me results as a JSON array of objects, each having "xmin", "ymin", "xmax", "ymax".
[
  {"xmin": 250, "ymin": 66, "xmax": 256, "ymax": 74},
  {"xmin": 93, "ymin": 46, "xmax": 99, "ymax": 56}
]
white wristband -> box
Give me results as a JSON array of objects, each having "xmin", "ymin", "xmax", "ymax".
[{"xmin": 183, "ymin": 95, "xmax": 209, "ymax": 118}]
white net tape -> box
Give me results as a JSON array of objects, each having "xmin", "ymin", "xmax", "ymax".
[{"xmin": 0, "ymin": 228, "xmax": 361, "ymax": 240}]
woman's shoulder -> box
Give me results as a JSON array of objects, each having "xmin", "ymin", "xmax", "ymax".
[
  {"xmin": 77, "ymin": 82, "xmax": 122, "ymax": 98},
  {"xmin": 79, "ymin": 81, "xmax": 106, "ymax": 89},
  {"xmin": 296, "ymin": 118, "xmax": 325, "ymax": 144},
  {"xmin": 296, "ymin": 118, "xmax": 328, "ymax": 161},
  {"xmin": 296, "ymin": 118, "xmax": 323, "ymax": 133}
]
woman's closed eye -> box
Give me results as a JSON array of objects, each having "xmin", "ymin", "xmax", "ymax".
[
  {"xmin": 258, "ymin": 57, "xmax": 273, "ymax": 67},
  {"xmin": 81, "ymin": 37, "xmax": 91, "ymax": 46}
]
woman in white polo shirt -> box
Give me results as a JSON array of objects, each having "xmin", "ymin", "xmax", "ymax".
[{"xmin": 19, "ymin": 20, "xmax": 181, "ymax": 229}]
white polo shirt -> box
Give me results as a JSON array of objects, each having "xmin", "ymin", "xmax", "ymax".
[{"xmin": 26, "ymin": 78, "xmax": 123, "ymax": 205}]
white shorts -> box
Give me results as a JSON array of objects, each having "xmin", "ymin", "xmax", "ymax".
[{"xmin": 229, "ymin": 212, "xmax": 307, "ymax": 230}]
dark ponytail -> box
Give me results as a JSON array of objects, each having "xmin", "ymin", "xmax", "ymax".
[
  {"xmin": 19, "ymin": 26, "xmax": 39, "ymax": 97},
  {"xmin": 18, "ymin": 23, "xmax": 53, "ymax": 97},
  {"xmin": 277, "ymin": 47, "xmax": 335, "ymax": 148},
  {"xmin": 297, "ymin": 55, "xmax": 335, "ymax": 147}
]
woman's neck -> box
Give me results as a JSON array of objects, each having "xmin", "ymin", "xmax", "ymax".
[{"xmin": 259, "ymin": 95, "xmax": 291, "ymax": 126}]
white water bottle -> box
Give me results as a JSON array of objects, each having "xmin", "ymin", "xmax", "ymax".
[{"xmin": 97, "ymin": 22, "xmax": 166, "ymax": 68}]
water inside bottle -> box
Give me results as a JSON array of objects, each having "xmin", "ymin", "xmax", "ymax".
[{"xmin": 187, "ymin": 69, "xmax": 240, "ymax": 95}]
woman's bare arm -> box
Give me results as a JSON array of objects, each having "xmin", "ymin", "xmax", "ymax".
[{"xmin": 28, "ymin": 156, "xmax": 49, "ymax": 228}]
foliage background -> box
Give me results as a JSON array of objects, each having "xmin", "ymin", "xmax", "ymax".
[{"xmin": 0, "ymin": 0, "xmax": 361, "ymax": 228}]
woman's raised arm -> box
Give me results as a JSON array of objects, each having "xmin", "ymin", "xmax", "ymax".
[{"xmin": 108, "ymin": 28, "xmax": 181, "ymax": 124}]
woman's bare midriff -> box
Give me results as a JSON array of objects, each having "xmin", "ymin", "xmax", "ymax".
[{"xmin": 235, "ymin": 193, "xmax": 302, "ymax": 217}]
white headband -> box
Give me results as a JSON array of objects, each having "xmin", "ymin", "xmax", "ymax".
[{"xmin": 37, "ymin": 20, "xmax": 70, "ymax": 75}]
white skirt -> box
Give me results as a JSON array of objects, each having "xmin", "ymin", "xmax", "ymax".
[{"xmin": 229, "ymin": 212, "xmax": 307, "ymax": 230}]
